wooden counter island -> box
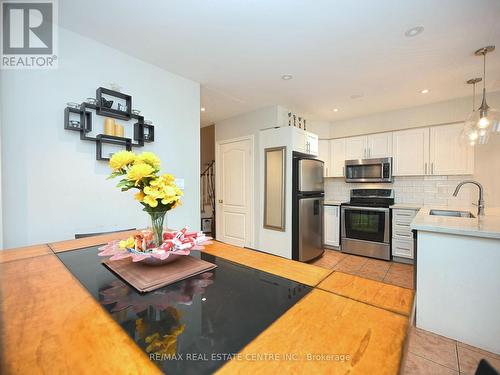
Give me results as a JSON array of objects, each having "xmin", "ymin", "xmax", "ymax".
[{"xmin": 0, "ymin": 231, "xmax": 414, "ymax": 374}]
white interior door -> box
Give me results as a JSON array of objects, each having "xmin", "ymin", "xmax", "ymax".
[{"xmin": 216, "ymin": 137, "xmax": 253, "ymax": 247}]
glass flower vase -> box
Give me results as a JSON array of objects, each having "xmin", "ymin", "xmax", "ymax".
[{"xmin": 147, "ymin": 210, "xmax": 168, "ymax": 247}]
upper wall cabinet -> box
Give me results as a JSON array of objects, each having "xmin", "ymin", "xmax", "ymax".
[
  {"xmin": 318, "ymin": 139, "xmax": 330, "ymax": 177},
  {"xmin": 306, "ymin": 132, "xmax": 319, "ymax": 156},
  {"xmin": 393, "ymin": 128, "xmax": 429, "ymax": 176},
  {"xmin": 330, "ymin": 138, "xmax": 346, "ymax": 177},
  {"xmin": 345, "ymin": 136, "xmax": 367, "ymax": 160},
  {"xmin": 367, "ymin": 132, "xmax": 393, "ymax": 158},
  {"xmin": 393, "ymin": 124, "xmax": 473, "ymax": 176},
  {"xmin": 345, "ymin": 133, "xmax": 393, "ymax": 160},
  {"xmin": 292, "ymin": 128, "xmax": 318, "ymax": 156},
  {"xmin": 429, "ymin": 123, "xmax": 474, "ymax": 175}
]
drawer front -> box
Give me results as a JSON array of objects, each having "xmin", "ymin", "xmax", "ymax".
[
  {"xmin": 392, "ymin": 238, "xmax": 414, "ymax": 259},
  {"xmin": 392, "ymin": 223, "xmax": 413, "ymax": 240},
  {"xmin": 393, "ymin": 209, "xmax": 417, "ymax": 225}
]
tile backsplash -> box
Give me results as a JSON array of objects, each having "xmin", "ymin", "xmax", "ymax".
[{"xmin": 325, "ymin": 175, "xmax": 474, "ymax": 207}]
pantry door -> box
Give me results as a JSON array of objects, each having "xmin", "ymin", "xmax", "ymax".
[{"xmin": 216, "ymin": 136, "xmax": 254, "ymax": 248}]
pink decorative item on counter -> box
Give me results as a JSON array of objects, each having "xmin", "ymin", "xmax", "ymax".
[{"xmin": 98, "ymin": 227, "xmax": 212, "ymax": 265}]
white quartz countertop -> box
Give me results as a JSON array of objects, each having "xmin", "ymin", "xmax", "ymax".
[
  {"xmin": 323, "ymin": 200, "xmax": 346, "ymax": 206},
  {"xmin": 390, "ymin": 203, "xmax": 422, "ymax": 210},
  {"xmin": 410, "ymin": 206, "xmax": 500, "ymax": 240}
]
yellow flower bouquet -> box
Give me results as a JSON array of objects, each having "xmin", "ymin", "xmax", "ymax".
[{"xmin": 107, "ymin": 150, "xmax": 183, "ymax": 246}]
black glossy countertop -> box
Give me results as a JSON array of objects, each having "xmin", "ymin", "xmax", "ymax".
[{"xmin": 57, "ymin": 247, "xmax": 311, "ymax": 375}]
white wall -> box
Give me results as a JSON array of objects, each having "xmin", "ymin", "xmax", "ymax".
[
  {"xmin": 215, "ymin": 105, "xmax": 280, "ymax": 248},
  {"xmin": 1, "ymin": 28, "xmax": 200, "ymax": 249},
  {"xmin": 329, "ymin": 91, "xmax": 500, "ymax": 138},
  {"xmin": 325, "ymin": 92, "xmax": 500, "ymax": 207}
]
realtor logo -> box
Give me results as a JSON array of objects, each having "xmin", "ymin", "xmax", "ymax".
[{"xmin": 1, "ymin": 0, "xmax": 58, "ymax": 69}]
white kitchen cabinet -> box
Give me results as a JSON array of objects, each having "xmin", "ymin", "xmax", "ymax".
[
  {"xmin": 429, "ymin": 123, "xmax": 474, "ymax": 175},
  {"xmin": 324, "ymin": 204, "xmax": 340, "ymax": 247},
  {"xmin": 318, "ymin": 140, "xmax": 331, "ymax": 177},
  {"xmin": 344, "ymin": 133, "xmax": 392, "ymax": 160},
  {"xmin": 391, "ymin": 208, "xmax": 418, "ymax": 260},
  {"xmin": 367, "ymin": 132, "xmax": 393, "ymax": 158},
  {"xmin": 306, "ymin": 132, "xmax": 319, "ymax": 156},
  {"xmin": 291, "ymin": 128, "xmax": 307, "ymax": 154},
  {"xmin": 345, "ymin": 136, "xmax": 368, "ymax": 160},
  {"xmin": 393, "ymin": 128, "xmax": 430, "ymax": 176},
  {"xmin": 291, "ymin": 128, "xmax": 318, "ymax": 156},
  {"xmin": 393, "ymin": 124, "xmax": 474, "ymax": 177},
  {"xmin": 330, "ymin": 138, "xmax": 346, "ymax": 177}
]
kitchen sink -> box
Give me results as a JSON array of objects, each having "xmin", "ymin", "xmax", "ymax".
[{"xmin": 429, "ymin": 209, "xmax": 475, "ymax": 218}]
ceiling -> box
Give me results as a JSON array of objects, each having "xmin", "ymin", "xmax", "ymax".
[{"xmin": 59, "ymin": 0, "xmax": 500, "ymax": 126}]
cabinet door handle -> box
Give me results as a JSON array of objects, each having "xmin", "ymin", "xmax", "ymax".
[
  {"xmin": 342, "ymin": 166, "xmax": 345, "ymax": 176},
  {"xmin": 218, "ymin": 199, "xmax": 223, "ymax": 204},
  {"xmin": 424, "ymin": 162, "xmax": 427, "ymax": 175},
  {"xmin": 431, "ymin": 162, "xmax": 434, "ymax": 175}
]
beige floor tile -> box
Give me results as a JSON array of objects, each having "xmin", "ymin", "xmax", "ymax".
[
  {"xmin": 309, "ymin": 250, "xmax": 346, "ymax": 269},
  {"xmin": 402, "ymin": 352, "xmax": 458, "ymax": 375},
  {"xmin": 457, "ymin": 341, "xmax": 500, "ymax": 361},
  {"xmin": 354, "ymin": 258, "xmax": 391, "ymax": 281},
  {"xmin": 458, "ymin": 345, "xmax": 500, "ymax": 375},
  {"xmin": 333, "ymin": 254, "xmax": 368, "ymax": 272},
  {"xmin": 384, "ymin": 271, "xmax": 413, "ymax": 289},
  {"xmin": 390, "ymin": 262, "xmax": 414, "ymax": 272},
  {"xmin": 384, "ymin": 264, "xmax": 414, "ymax": 289},
  {"xmin": 407, "ymin": 328, "xmax": 458, "ymax": 371}
]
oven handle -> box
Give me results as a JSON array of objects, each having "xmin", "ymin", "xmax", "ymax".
[{"xmin": 341, "ymin": 206, "xmax": 389, "ymax": 213}]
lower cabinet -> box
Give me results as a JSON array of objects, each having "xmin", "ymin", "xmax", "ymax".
[
  {"xmin": 391, "ymin": 208, "xmax": 418, "ymax": 259},
  {"xmin": 324, "ymin": 204, "xmax": 340, "ymax": 248}
]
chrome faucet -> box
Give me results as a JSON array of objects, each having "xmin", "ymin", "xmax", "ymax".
[{"xmin": 453, "ymin": 180, "xmax": 485, "ymax": 216}]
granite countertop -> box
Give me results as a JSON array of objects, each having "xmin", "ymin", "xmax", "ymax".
[
  {"xmin": 410, "ymin": 206, "xmax": 500, "ymax": 240},
  {"xmin": 323, "ymin": 200, "xmax": 346, "ymax": 205},
  {"xmin": 390, "ymin": 203, "xmax": 422, "ymax": 210}
]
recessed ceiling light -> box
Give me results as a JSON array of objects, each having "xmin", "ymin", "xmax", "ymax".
[
  {"xmin": 405, "ymin": 26, "xmax": 424, "ymax": 37},
  {"xmin": 332, "ymin": 108, "xmax": 339, "ymax": 112},
  {"xmin": 420, "ymin": 89, "xmax": 429, "ymax": 94},
  {"xmin": 350, "ymin": 94, "xmax": 363, "ymax": 99},
  {"xmin": 200, "ymin": 107, "xmax": 206, "ymax": 112},
  {"xmin": 281, "ymin": 74, "xmax": 293, "ymax": 80}
]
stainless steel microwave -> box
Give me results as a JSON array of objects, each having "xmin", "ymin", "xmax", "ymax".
[{"xmin": 345, "ymin": 157, "xmax": 393, "ymax": 183}]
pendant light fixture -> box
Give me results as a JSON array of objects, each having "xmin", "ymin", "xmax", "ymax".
[
  {"xmin": 465, "ymin": 45, "xmax": 499, "ymax": 143},
  {"xmin": 463, "ymin": 78, "xmax": 482, "ymax": 146}
]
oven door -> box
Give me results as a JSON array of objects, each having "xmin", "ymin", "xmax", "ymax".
[{"xmin": 341, "ymin": 206, "xmax": 390, "ymax": 244}]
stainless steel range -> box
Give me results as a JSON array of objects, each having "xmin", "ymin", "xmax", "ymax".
[{"xmin": 341, "ymin": 189, "xmax": 394, "ymax": 260}]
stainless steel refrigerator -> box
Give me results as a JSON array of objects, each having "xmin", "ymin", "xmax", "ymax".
[{"xmin": 292, "ymin": 154, "xmax": 325, "ymax": 261}]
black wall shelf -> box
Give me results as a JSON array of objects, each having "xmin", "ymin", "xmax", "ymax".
[
  {"xmin": 64, "ymin": 107, "xmax": 92, "ymax": 133},
  {"xmin": 64, "ymin": 87, "xmax": 156, "ymax": 161},
  {"xmin": 96, "ymin": 87, "xmax": 132, "ymax": 120}
]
